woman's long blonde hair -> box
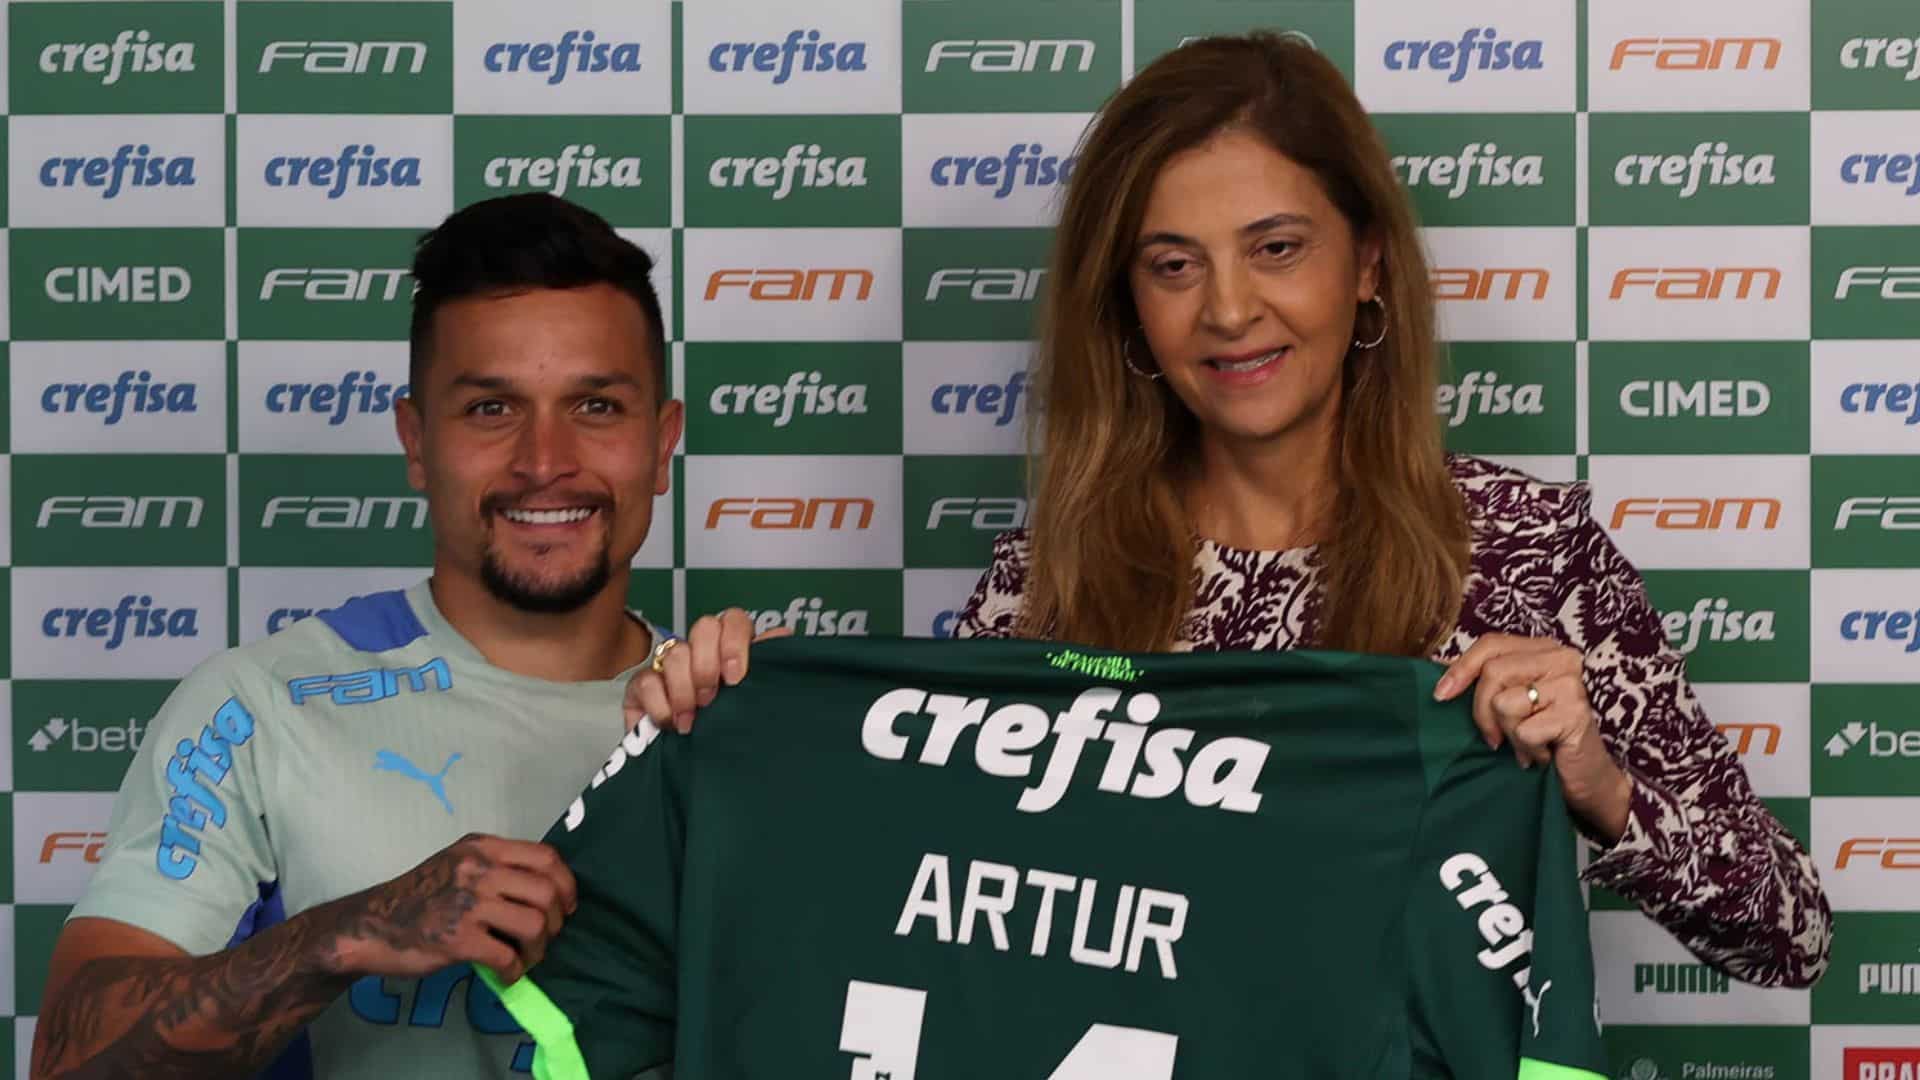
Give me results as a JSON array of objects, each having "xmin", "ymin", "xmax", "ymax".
[{"xmin": 1018, "ymin": 32, "xmax": 1469, "ymax": 656}]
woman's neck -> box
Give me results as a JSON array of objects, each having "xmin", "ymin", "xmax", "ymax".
[{"xmin": 1187, "ymin": 426, "xmax": 1339, "ymax": 552}]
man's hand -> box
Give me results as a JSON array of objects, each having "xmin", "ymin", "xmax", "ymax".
[
  {"xmin": 627, "ymin": 608, "xmax": 787, "ymax": 734},
  {"xmin": 324, "ymin": 833, "xmax": 577, "ymax": 984}
]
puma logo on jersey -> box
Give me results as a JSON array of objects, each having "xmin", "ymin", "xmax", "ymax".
[
  {"xmin": 375, "ymin": 749, "xmax": 462, "ymax": 814},
  {"xmin": 1523, "ymin": 980, "xmax": 1551, "ymax": 1037}
]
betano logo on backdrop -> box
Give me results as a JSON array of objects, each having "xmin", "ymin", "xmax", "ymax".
[
  {"xmin": 40, "ymin": 29, "xmax": 197, "ymax": 84},
  {"xmin": 1382, "ymin": 28, "xmax": 1545, "ymax": 82},
  {"xmin": 39, "ymin": 143, "xmax": 197, "ymax": 199},
  {"xmin": 704, "ymin": 267, "xmax": 874, "ymax": 302},
  {"xmin": 482, "ymin": 30, "xmax": 642, "ymax": 84},
  {"xmin": 709, "ymin": 30, "xmax": 869, "ymax": 82}
]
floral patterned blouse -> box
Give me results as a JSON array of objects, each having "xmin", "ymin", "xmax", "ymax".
[{"xmin": 956, "ymin": 453, "xmax": 1831, "ymax": 988}]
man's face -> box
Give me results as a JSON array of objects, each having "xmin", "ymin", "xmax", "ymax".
[{"xmin": 396, "ymin": 283, "xmax": 681, "ymax": 614}]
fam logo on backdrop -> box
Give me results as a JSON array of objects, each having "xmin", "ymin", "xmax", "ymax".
[
  {"xmin": 685, "ymin": 455, "xmax": 902, "ymax": 569},
  {"xmin": 238, "ymin": 1, "xmax": 452, "ymax": 114},
  {"xmin": 1593, "ymin": 454, "xmax": 1809, "ymax": 570},
  {"xmin": 452, "ymin": 2, "xmax": 668, "ymax": 114},
  {"xmin": 1423, "ymin": 228, "xmax": 1575, "ymax": 341},
  {"xmin": 684, "ymin": 228, "xmax": 901, "ymax": 341},
  {"xmin": 239, "ymin": 229, "xmax": 417, "ymax": 341},
  {"xmin": 1588, "ymin": 1, "xmax": 1809, "ymax": 112},
  {"xmin": 901, "ymin": 0, "xmax": 1118, "ymax": 114},
  {"xmin": 1814, "ymin": 226, "xmax": 1920, "ymax": 339},
  {"xmin": 242, "ymin": 456, "xmax": 432, "ymax": 569},
  {"xmin": 1355, "ymin": 3, "xmax": 1573, "ymax": 113},
  {"xmin": 14, "ymin": 454, "xmax": 225, "ymax": 568},
  {"xmin": 13, "ymin": 792, "xmax": 118, "ymax": 904},
  {"xmin": 1588, "ymin": 227, "xmax": 1809, "ymax": 341}
]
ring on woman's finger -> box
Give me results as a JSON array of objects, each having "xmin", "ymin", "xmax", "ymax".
[{"xmin": 1525, "ymin": 683, "xmax": 1542, "ymax": 711}]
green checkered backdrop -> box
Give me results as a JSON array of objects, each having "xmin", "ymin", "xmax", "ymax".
[{"xmin": 0, "ymin": 0, "xmax": 1915, "ymax": 1075}]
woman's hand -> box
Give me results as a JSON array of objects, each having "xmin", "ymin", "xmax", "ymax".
[
  {"xmin": 1435, "ymin": 634, "xmax": 1633, "ymax": 844},
  {"xmin": 625, "ymin": 610, "xmax": 790, "ymax": 734}
]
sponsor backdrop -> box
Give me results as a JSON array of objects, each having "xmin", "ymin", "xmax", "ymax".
[{"xmin": 0, "ymin": 0, "xmax": 1913, "ymax": 1076}]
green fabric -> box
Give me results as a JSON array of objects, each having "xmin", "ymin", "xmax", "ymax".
[
  {"xmin": 476, "ymin": 966, "xmax": 591, "ymax": 1080},
  {"xmin": 515, "ymin": 637, "xmax": 1610, "ymax": 1078},
  {"xmin": 1520, "ymin": 1056, "xmax": 1609, "ymax": 1080}
]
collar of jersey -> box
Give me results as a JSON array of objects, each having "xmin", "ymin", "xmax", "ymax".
[{"xmin": 405, "ymin": 578, "xmax": 671, "ymax": 689}]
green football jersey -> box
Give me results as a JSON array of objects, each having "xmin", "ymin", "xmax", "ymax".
[{"xmin": 494, "ymin": 637, "xmax": 1609, "ymax": 1080}]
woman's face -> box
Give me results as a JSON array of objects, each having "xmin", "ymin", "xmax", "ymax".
[{"xmin": 1128, "ymin": 129, "xmax": 1379, "ymax": 451}]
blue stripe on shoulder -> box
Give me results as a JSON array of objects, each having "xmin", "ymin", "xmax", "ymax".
[{"xmin": 317, "ymin": 590, "xmax": 428, "ymax": 654}]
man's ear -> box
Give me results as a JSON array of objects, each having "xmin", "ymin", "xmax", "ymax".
[
  {"xmin": 654, "ymin": 399, "xmax": 684, "ymax": 496},
  {"xmin": 395, "ymin": 394, "xmax": 427, "ymax": 492}
]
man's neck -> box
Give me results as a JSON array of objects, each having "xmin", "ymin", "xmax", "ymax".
[{"xmin": 427, "ymin": 571, "xmax": 652, "ymax": 683}]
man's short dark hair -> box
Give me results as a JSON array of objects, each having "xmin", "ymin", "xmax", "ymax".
[{"xmin": 408, "ymin": 193, "xmax": 667, "ymax": 401}]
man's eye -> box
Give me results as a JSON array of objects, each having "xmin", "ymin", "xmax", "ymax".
[
  {"xmin": 578, "ymin": 397, "xmax": 620, "ymax": 415},
  {"xmin": 467, "ymin": 400, "xmax": 508, "ymax": 417}
]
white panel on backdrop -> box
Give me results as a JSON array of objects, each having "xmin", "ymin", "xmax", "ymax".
[
  {"xmin": 1475, "ymin": 454, "xmax": 1578, "ymax": 483},
  {"xmin": 1587, "ymin": 0, "xmax": 1811, "ymax": 113},
  {"xmin": 901, "ymin": 113, "xmax": 1090, "ymax": 228},
  {"xmin": 631, "ymin": 486, "xmax": 674, "ymax": 571},
  {"xmin": 11, "ymin": 342, "xmax": 226, "ymax": 454},
  {"xmin": 617, "ymin": 227, "xmax": 675, "ymax": 343},
  {"xmin": 902, "ymin": 343, "xmax": 1034, "ymax": 456},
  {"xmin": 1812, "ymin": 109, "xmax": 1920, "ymax": 226},
  {"xmin": 1811, "ymin": 1026, "xmax": 1920, "ymax": 1080},
  {"xmin": 683, "ymin": 227, "xmax": 902, "ymax": 341},
  {"xmin": 1590, "ymin": 910, "xmax": 1812, "ymax": 1024},
  {"xmin": 12, "ymin": 791, "xmax": 118, "ymax": 904},
  {"xmin": 1812, "ymin": 569, "xmax": 1920, "ymax": 684},
  {"xmin": 682, "ymin": 0, "xmax": 900, "ymax": 115},
  {"xmin": 11, "ymin": 567, "xmax": 227, "ymax": 679},
  {"xmin": 236, "ymin": 567, "xmax": 426, "ymax": 646},
  {"xmin": 235, "ymin": 115, "xmax": 453, "ymax": 227},
  {"xmin": 1588, "ymin": 453, "xmax": 1809, "ymax": 570},
  {"xmin": 1354, "ymin": 0, "xmax": 1574, "ymax": 113},
  {"xmin": 1423, "ymin": 227, "xmax": 1576, "ymax": 342},
  {"xmin": 1811, "ymin": 342, "xmax": 1920, "ymax": 455},
  {"xmin": 1812, "ymin": 796, "xmax": 1920, "ymax": 911},
  {"xmin": 905, "ymin": 568, "xmax": 988, "ymax": 639},
  {"xmin": 1588, "ymin": 226, "xmax": 1811, "ymax": 341},
  {"xmin": 236, "ymin": 342, "xmax": 409, "ymax": 454},
  {"xmin": 684, "ymin": 455, "xmax": 901, "ymax": 569},
  {"xmin": 1693, "ymin": 683, "xmax": 1811, "ymax": 798},
  {"xmin": 8, "ymin": 114, "xmax": 225, "ymax": 227},
  {"xmin": 453, "ymin": 0, "xmax": 670, "ymax": 115}
]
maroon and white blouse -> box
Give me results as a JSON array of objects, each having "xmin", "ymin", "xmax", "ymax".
[{"xmin": 956, "ymin": 453, "xmax": 1831, "ymax": 988}]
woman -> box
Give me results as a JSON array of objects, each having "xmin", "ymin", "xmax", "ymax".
[{"xmin": 636, "ymin": 32, "xmax": 1829, "ymax": 988}]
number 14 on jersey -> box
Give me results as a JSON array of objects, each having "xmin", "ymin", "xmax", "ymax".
[{"xmin": 839, "ymin": 980, "xmax": 1179, "ymax": 1079}]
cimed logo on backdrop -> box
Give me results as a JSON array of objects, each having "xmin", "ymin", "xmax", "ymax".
[{"xmin": 707, "ymin": 30, "xmax": 869, "ymax": 83}]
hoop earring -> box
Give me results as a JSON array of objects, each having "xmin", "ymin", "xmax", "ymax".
[
  {"xmin": 1123, "ymin": 337, "xmax": 1164, "ymax": 380},
  {"xmin": 1352, "ymin": 296, "xmax": 1388, "ymax": 350}
]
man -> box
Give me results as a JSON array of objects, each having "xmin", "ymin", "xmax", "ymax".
[{"xmin": 32, "ymin": 193, "xmax": 704, "ymax": 1078}]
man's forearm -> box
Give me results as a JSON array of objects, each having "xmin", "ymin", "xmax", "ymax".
[{"xmin": 32, "ymin": 908, "xmax": 357, "ymax": 1080}]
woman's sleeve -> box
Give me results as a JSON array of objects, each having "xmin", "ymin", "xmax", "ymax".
[
  {"xmin": 1551, "ymin": 486, "xmax": 1832, "ymax": 989},
  {"xmin": 953, "ymin": 530, "xmax": 1032, "ymax": 640}
]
